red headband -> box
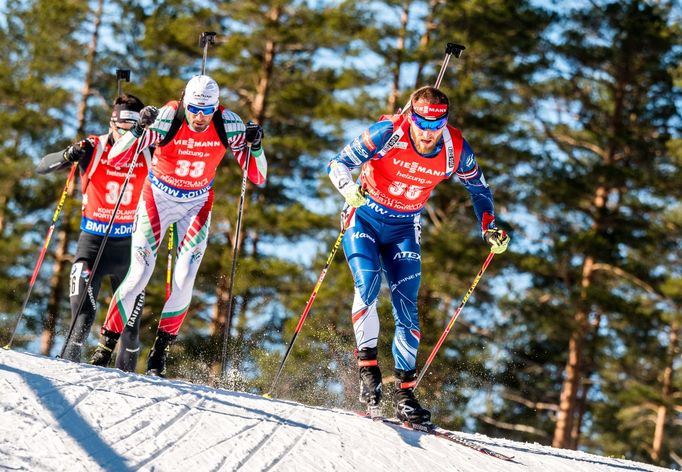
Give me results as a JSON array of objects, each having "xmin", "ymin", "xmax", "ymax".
[{"xmin": 411, "ymin": 102, "xmax": 448, "ymax": 119}]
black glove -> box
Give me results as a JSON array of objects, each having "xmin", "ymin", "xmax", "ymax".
[
  {"xmin": 63, "ymin": 139, "xmax": 93, "ymax": 163},
  {"xmin": 244, "ymin": 121, "xmax": 263, "ymax": 151},
  {"xmin": 132, "ymin": 105, "xmax": 159, "ymax": 137}
]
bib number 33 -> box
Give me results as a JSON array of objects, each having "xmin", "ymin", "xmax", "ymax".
[{"xmin": 175, "ymin": 160, "xmax": 206, "ymax": 178}]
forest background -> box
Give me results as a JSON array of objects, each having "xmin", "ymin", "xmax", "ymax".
[{"xmin": 0, "ymin": 0, "xmax": 680, "ymax": 468}]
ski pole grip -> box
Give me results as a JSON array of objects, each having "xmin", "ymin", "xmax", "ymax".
[
  {"xmin": 116, "ymin": 69, "xmax": 130, "ymax": 97},
  {"xmin": 116, "ymin": 69, "xmax": 131, "ymax": 82},
  {"xmin": 199, "ymin": 31, "xmax": 217, "ymax": 48},
  {"xmin": 446, "ymin": 43, "xmax": 466, "ymax": 58}
]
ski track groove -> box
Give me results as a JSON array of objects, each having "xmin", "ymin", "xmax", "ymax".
[
  {"xmin": 27, "ymin": 373, "xmax": 111, "ymax": 440},
  {"xmin": 213, "ymin": 404, "xmax": 300, "ymax": 471},
  {"xmin": 105, "ymin": 391, "xmax": 204, "ymax": 458},
  {"xmin": 132, "ymin": 396, "xmax": 207, "ymax": 470},
  {"xmin": 182, "ymin": 420, "xmax": 265, "ymax": 472},
  {"xmin": 260, "ymin": 408, "xmax": 314, "ymax": 471},
  {"xmin": 175, "ymin": 402, "xmax": 301, "ymax": 469},
  {"xmin": 98, "ymin": 392, "xmax": 192, "ymax": 434}
]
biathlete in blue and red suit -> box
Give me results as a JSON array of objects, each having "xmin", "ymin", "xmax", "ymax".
[
  {"xmin": 37, "ymin": 94, "xmax": 151, "ymax": 371},
  {"xmin": 328, "ymin": 86, "xmax": 510, "ymax": 425}
]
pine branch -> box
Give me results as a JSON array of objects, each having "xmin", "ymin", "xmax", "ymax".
[
  {"xmin": 477, "ymin": 414, "xmax": 549, "ymax": 438},
  {"xmin": 501, "ymin": 391, "xmax": 558, "ymax": 412}
]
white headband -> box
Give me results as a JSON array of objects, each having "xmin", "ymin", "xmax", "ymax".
[{"xmin": 115, "ymin": 110, "xmax": 140, "ymax": 122}]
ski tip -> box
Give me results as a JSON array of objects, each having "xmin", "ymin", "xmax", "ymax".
[
  {"xmin": 2, "ymin": 345, "xmax": 10, "ymax": 350},
  {"xmin": 262, "ymin": 393, "xmax": 272, "ymax": 399}
]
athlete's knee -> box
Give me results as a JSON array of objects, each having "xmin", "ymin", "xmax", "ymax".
[
  {"xmin": 353, "ymin": 272, "xmax": 381, "ymax": 306},
  {"xmin": 69, "ymin": 261, "xmax": 90, "ymax": 297}
]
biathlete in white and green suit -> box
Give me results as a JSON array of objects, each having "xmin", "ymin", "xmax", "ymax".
[{"xmin": 91, "ymin": 75, "xmax": 267, "ymax": 376}]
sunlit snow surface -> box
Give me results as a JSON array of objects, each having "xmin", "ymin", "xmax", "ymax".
[{"xmin": 0, "ymin": 350, "xmax": 672, "ymax": 472}]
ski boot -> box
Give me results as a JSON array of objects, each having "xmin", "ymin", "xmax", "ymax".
[
  {"xmin": 116, "ymin": 345, "xmax": 140, "ymax": 372},
  {"xmin": 61, "ymin": 340, "xmax": 83, "ymax": 363},
  {"xmin": 394, "ymin": 369, "xmax": 432, "ymax": 428},
  {"xmin": 357, "ymin": 347, "xmax": 383, "ymax": 418},
  {"xmin": 146, "ymin": 329, "xmax": 176, "ymax": 377},
  {"xmin": 90, "ymin": 330, "xmax": 120, "ymax": 367},
  {"xmin": 115, "ymin": 325, "xmax": 140, "ymax": 372}
]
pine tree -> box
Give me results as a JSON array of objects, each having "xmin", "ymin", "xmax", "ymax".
[{"xmin": 489, "ymin": 1, "xmax": 681, "ymax": 461}]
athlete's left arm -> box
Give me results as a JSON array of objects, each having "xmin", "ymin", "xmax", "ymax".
[
  {"xmin": 454, "ymin": 139, "xmax": 497, "ymax": 233},
  {"xmin": 224, "ymin": 110, "xmax": 267, "ymax": 185}
]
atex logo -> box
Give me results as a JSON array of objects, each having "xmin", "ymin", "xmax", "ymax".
[{"xmin": 393, "ymin": 251, "xmax": 421, "ymax": 261}]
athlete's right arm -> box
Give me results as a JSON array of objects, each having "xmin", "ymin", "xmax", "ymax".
[
  {"xmin": 108, "ymin": 105, "xmax": 175, "ymax": 167},
  {"xmin": 327, "ymin": 120, "xmax": 394, "ymax": 196},
  {"xmin": 37, "ymin": 138, "xmax": 95, "ymax": 174}
]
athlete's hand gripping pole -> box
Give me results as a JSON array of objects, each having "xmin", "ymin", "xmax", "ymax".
[
  {"xmin": 59, "ymin": 131, "xmax": 147, "ymax": 358},
  {"xmin": 415, "ymin": 250, "xmax": 495, "ymax": 389},
  {"xmin": 3, "ymin": 164, "xmax": 78, "ymax": 349}
]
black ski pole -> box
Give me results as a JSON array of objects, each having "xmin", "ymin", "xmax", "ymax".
[
  {"xmin": 220, "ymin": 144, "xmax": 253, "ymax": 377},
  {"xmin": 199, "ymin": 32, "xmax": 217, "ymax": 75},
  {"xmin": 3, "ymin": 164, "xmax": 78, "ymax": 350},
  {"xmin": 116, "ymin": 69, "xmax": 130, "ymax": 97},
  {"xmin": 59, "ymin": 132, "xmax": 147, "ymax": 358}
]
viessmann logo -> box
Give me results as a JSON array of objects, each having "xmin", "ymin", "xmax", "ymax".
[
  {"xmin": 172, "ymin": 138, "xmax": 222, "ymax": 148},
  {"xmin": 412, "ymin": 103, "xmax": 448, "ymax": 116},
  {"xmin": 392, "ymin": 158, "xmax": 445, "ymax": 176}
]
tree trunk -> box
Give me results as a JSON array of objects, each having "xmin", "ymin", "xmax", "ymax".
[
  {"xmin": 387, "ymin": 0, "xmax": 410, "ymax": 113},
  {"xmin": 251, "ymin": 5, "xmax": 280, "ymax": 123},
  {"xmin": 0, "ymin": 194, "xmax": 6, "ymax": 235},
  {"xmin": 40, "ymin": 0, "xmax": 103, "ymax": 355},
  {"xmin": 553, "ymin": 255, "xmax": 594, "ymax": 448},
  {"xmin": 569, "ymin": 368, "xmax": 588, "ymax": 449},
  {"xmin": 651, "ymin": 318, "xmax": 679, "ymax": 462}
]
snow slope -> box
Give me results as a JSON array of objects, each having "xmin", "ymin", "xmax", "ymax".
[{"xmin": 0, "ymin": 349, "xmax": 672, "ymax": 472}]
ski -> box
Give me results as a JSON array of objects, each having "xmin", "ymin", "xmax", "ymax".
[{"xmin": 358, "ymin": 412, "xmax": 516, "ymax": 462}]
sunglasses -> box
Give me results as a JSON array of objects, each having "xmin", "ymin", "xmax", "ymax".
[
  {"xmin": 187, "ymin": 103, "xmax": 217, "ymax": 115},
  {"xmin": 410, "ymin": 112, "xmax": 448, "ymax": 131},
  {"xmin": 111, "ymin": 123, "xmax": 133, "ymax": 135}
]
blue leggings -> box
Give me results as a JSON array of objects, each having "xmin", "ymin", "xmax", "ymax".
[{"xmin": 343, "ymin": 208, "xmax": 422, "ymax": 371}]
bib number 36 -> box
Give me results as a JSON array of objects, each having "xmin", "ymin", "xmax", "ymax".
[{"xmin": 105, "ymin": 182, "xmax": 133, "ymax": 205}]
